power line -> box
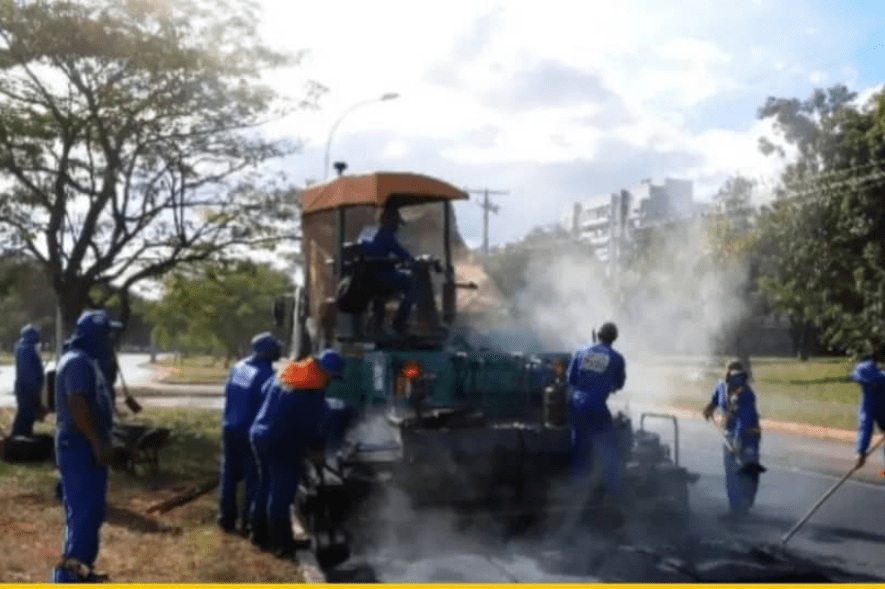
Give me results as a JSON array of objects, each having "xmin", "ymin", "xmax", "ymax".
[{"xmin": 464, "ymin": 187, "xmax": 509, "ymax": 254}]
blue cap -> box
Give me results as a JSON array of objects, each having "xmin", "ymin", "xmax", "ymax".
[
  {"xmin": 317, "ymin": 349, "xmax": 344, "ymax": 379},
  {"xmin": 251, "ymin": 332, "xmax": 282, "ymax": 361},
  {"xmin": 75, "ymin": 309, "xmax": 123, "ymax": 339}
]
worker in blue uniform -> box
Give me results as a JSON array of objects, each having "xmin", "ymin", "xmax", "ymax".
[
  {"xmin": 12, "ymin": 323, "xmax": 44, "ymax": 437},
  {"xmin": 249, "ymin": 349, "xmax": 343, "ymax": 556},
  {"xmin": 850, "ymin": 353, "xmax": 885, "ymax": 470},
  {"xmin": 218, "ymin": 332, "xmax": 281, "ymax": 535},
  {"xmin": 51, "ymin": 310, "xmax": 120, "ymax": 583},
  {"xmin": 703, "ymin": 358, "xmax": 762, "ymax": 519},
  {"xmin": 567, "ymin": 322, "xmax": 627, "ymax": 506},
  {"xmin": 358, "ymin": 205, "xmax": 416, "ymax": 334}
]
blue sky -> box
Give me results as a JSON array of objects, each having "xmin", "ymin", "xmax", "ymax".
[{"xmin": 256, "ymin": 0, "xmax": 885, "ymax": 247}]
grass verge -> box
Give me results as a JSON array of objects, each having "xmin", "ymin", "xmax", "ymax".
[
  {"xmin": 0, "ymin": 406, "xmax": 306, "ymax": 583},
  {"xmin": 632, "ymin": 356, "xmax": 862, "ymax": 432},
  {"xmin": 154, "ymin": 356, "xmax": 230, "ymax": 385}
]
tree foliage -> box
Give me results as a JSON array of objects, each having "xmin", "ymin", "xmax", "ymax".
[
  {"xmin": 706, "ymin": 175, "xmax": 758, "ymax": 264},
  {"xmin": 754, "ymin": 84, "xmax": 885, "ymax": 357},
  {"xmin": 148, "ymin": 260, "xmax": 292, "ymax": 361},
  {"xmin": 0, "ymin": 254, "xmax": 56, "ymax": 350},
  {"xmin": 0, "ymin": 0, "xmax": 320, "ymax": 330}
]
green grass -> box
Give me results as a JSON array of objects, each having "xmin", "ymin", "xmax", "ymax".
[
  {"xmin": 0, "ymin": 406, "xmax": 222, "ymax": 489},
  {"xmin": 155, "ymin": 355, "xmax": 231, "ymax": 385},
  {"xmin": 647, "ymin": 356, "xmax": 862, "ymax": 431}
]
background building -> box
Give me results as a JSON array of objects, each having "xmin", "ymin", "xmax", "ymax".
[{"xmin": 561, "ymin": 177, "xmax": 697, "ymax": 264}]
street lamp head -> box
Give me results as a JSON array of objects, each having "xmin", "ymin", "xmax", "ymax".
[{"xmin": 380, "ymin": 92, "xmax": 399, "ymax": 101}]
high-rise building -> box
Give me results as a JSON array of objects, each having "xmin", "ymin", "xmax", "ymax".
[{"xmin": 562, "ymin": 178, "xmax": 696, "ymax": 263}]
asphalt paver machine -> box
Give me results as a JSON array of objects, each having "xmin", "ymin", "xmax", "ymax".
[{"xmin": 274, "ymin": 167, "xmax": 698, "ymax": 568}]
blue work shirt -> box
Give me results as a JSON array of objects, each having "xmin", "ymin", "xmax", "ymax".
[
  {"xmin": 851, "ymin": 360, "xmax": 885, "ymax": 455},
  {"xmin": 249, "ymin": 358, "xmax": 331, "ymax": 456},
  {"xmin": 567, "ymin": 342, "xmax": 626, "ymax": 432},
  {"xmin": 55, "ymin": 349, "xmax": 114, "ymax": 444},
  {"xmin": 358, "ymin": 225, "xmax": 414, "ymax": 261},
  {"xmin": 710, "ymin": 374, "xmax": 760, "ymax": 440},
  {"xmin": 223, "ymin": 355, "xmax": 275, "ymax": 435},
  {"xmin": 14, "ymin": 327, "xmax": 43, "ymax": 395}
]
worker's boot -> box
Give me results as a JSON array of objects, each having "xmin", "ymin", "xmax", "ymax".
[
  {"xmin": 52, "ymin": 558, "xmax": 109, "ymax": 583},
  {"xmin": 250, "ymin": 522, "xmax": 270, "ymax": 550}
]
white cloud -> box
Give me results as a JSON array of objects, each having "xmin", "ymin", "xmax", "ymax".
[
  {"xmin": 251, "ymin": 0, "xmax": 876, "ymax": 244},
  {"xmin": 379, "ymin": 140, "xmax": 411, "ymax": 160}
]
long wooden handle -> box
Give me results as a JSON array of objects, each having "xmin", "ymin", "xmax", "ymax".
[
  {"xmin": 780, "ymin": 434, "xmax": 885, "ymax": 546},
  {"xmin": 146, "ymin": 478, "xmax": 219, "ymax": 514}
]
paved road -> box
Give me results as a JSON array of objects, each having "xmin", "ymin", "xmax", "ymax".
[
  {"xmin": 294, "ymin": 371, "xmax": 885, "ymax": 581},
  {"xmin": 337, "ymin": 396, "xmax": 885, "ymax": 582}
]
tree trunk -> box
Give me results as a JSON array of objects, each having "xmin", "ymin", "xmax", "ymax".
[{"xmin": 56, "ymin": 280, "xmax": 93, "ymax": 341}]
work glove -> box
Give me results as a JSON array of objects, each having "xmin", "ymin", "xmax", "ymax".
[{"xmin": 702, "ymin": 402, "xmax": 716, "ymax": 421}]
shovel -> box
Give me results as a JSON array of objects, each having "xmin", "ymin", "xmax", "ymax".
[
  {"xmin": 780, "ymin": 434, "xmax": 885, "ymax": 547},
  {"xmin": 711, "ymin": 418, "xmax": 766, "ymax": 475},
  {"xmin": 115, "ymin": 354, "xmax": 142, "ymax": 414}
]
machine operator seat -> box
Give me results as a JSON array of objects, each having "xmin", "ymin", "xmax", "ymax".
[
  {"xmin": 334, "ymin": 242, "xmax": 445, "ymax": 344},
  {"xmin": 335, "ymin": 241, "xmax": 402, "ymax": 341}
]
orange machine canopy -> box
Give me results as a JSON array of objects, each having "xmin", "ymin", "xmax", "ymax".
[{"xmin": 300, "ymin": 171, "xmax": 468, "ymax": 216}]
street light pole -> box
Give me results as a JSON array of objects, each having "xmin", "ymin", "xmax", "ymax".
[{"xmin": 323, "ymin": 92, "xmax": 399, "ymax": 180}]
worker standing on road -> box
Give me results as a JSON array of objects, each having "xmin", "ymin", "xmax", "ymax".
[
  {"xmin": 567, "ymin": 322, "xmax": 627, "ymax": 508},
  {"xmin": 850, "ymin": 352, "xmax": 885, "ymax": 471},
  {"xmin": 11, "ymin": 323, "xmax": 44, "ymax": 437},
  {"xmin": 51, "ymin": 309, "xmax": 120, "ymax": 583},
  {"xmin": 248, "ymin": 349, "xmax": 343, "ymax": 557},
  {"xmin": 703, "ymin": 359, "xmax": 762, "ymax": 520},
  {"xmin": 218, "ymin": 332, "xmax": 281, "ymax": 536}
]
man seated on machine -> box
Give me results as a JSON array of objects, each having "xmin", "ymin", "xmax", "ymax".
[{"xmin": 357, "ymin": 205, "xmax": 418, "ymax": 334}]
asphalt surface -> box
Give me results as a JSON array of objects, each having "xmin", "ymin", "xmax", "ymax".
[
  {"xmin": 331, "ymin": 396, "xmax": 885, "ymax": 582},
  {"xmin": 2, "ymin": 354, "xmax": 883, "ymax": 581}
]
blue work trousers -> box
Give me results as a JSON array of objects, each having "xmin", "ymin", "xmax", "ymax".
[
  {"xmin": 570, "ymin": 424, "xmax": 622, "ymax": 497},
  {"xmin": 265, "ymin": 454, "xmax": 303, "ymax": 548},
  {"xmin": 723, "ymin": 436, "xmax": 760, "ymax": 513},
  {"xmin": 250, "ymin": 438, "xmax": 303, "ymax": 549},
  {"xmin": 249, "ymin": 437, "xmax": 269, "ymax": 544},
  {"xmin": 376, "ymin": 269, "xmax": 415, "ymax": 325},
  {"xmin": 219, "ymin": 428, "xmax": 257, "ymax": 531},
  {"xmin": 11, "ymin": 387, "xmax": 38, "ymax": 437},
  {"xmin": 52, "ymin": 435, "xmax": 108, "ymax": 582}
]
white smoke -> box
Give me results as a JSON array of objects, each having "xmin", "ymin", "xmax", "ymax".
[{"xmin": 504, "ymin": 219, "xmax": 750, "ymax": 406}]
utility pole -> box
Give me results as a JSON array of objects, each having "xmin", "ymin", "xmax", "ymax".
[{"xmin": 465, "ymin": 188, "xmax": 509, "ymax": 254}]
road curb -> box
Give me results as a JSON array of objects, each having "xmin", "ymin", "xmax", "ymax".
[{"xmin": 656, "ymin": 407, "xmax": 857, "ymax": 442}]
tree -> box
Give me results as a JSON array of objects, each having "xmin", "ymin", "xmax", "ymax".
[
  {"xmin": 0, "ymin": 0, "xmax": 320, "ymax": 331},
  {"xmin": 148, "ymin": 260, "xmax": 293, "ymax": 363},
  {"xmin": 707, "ymin": 175, "xmax": 757, "ymax": 262},
  {"xmin": 754, "ymin": 84, "xmax": 885, "ymax": 357},
  {"xmin": 0, "ymin": 253, "xmax": 57, "ymax": 350}
]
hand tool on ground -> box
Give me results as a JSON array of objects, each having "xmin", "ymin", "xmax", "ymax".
[
  {"xmin": 780, "ymin": 434, "xmax": 885, "ymax": 547},
  {"xmin": 146, "ymin": 477, "xmax": 219, "ymax": 514},
  {"xmin": 115, "ymin": 354, "xmax": 142, "ymax": 414}
]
